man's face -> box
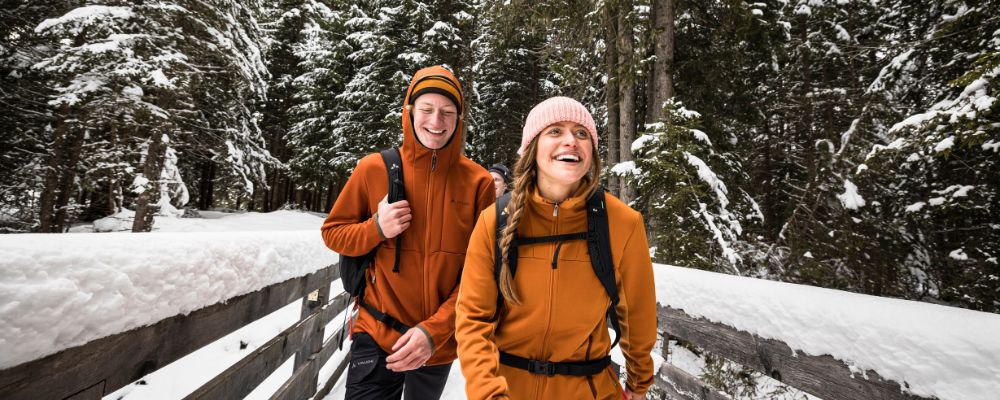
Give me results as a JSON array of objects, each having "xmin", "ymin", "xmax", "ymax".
[
  {"xmin": 411, "ymin": 93, "xmax": 458, "ymax": 150},
  {"xmin": 490, "ymin": 171, "xmax": 507, "ymax": 197}
]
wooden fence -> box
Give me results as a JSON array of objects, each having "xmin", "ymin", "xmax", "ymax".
[
  {"xmin": 0, "ymin": 262, "xmax": 942, "ymax": 400},
  {"xmin": 0, "ymin": 264, "xmax": 351, "ymax": 400},
  {"xmin": 649, "ymin": 306, "xmax": 936, "ymax": 400}
]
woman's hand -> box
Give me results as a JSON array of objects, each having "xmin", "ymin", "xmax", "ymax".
[{"xmin": 623, "ymin": 387, "xmax": 645, "ymax": 399}]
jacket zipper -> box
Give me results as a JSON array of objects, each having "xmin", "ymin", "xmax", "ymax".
[
  {"xmin": 537, "ymin": 202, "xmax": 560, "ymax": 397},
  {"xmin": 422, "ymin": 149, "xmax": 436, "ymax": 319}
]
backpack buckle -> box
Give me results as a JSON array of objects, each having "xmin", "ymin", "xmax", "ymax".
[{"xmin": 529, "ymin": 360, "xmax": 556, "ymax": 376}]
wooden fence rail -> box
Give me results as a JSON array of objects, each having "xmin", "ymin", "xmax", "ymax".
[
  {"xmin": 651, "ymin": 305, "xmax": 935, "ymax": 400},
  {"xmin": 1, "ymin": 263, "xmax": 945, "ymax": 400},
  {"xmin": 0, "ymin": 264, "xmax": 350, "ymax": 400}
]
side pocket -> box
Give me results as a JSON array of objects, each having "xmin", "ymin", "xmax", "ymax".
[{"xmin": 347, "ymin": 333, "xmax": 381, "ymax": 384}]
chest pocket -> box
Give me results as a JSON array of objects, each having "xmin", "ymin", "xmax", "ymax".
[{"xmin": 439, "ymin": 197, "xmax": 475, "ymax": 253}]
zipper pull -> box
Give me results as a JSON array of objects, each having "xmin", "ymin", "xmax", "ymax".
[
  {"xmin": 551, "ymin": 241, "xmax": 564, "ymax": 269},
  {"xmin": 431, "ymin": 150, "xmax": 438, "ymax": 172},
  {"xmin": 553, "ymin": 202, "xmax": 559, "ymax": 217}
]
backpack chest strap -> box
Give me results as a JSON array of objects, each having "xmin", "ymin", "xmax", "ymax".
[{"xmin": 510, "ymin": 232, "xmax": 587, "ymax": 246}]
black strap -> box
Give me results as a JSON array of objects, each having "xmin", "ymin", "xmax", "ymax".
[
  {"xmin": 499, "ymin": 352, "xmax": 610, "ymax": 377},
  {"xmin": 379, "ymin": 148, "xmax": 404, "ymax": 273},
  {"xmin": 585, "ymin": 187, "xmax": 622, "ymax": 349},
  {"xmin": 493, "ymin": 192, "xmax": 513, "ymax": 315},
  {"xmin": 359, "ymin": 300, "xmax": 411, "ymax": 334},
  {"xmin": 492, "ymin": 187, "xmax": 623, "ymax": 349},
  {"xmin": 511, "ymin": 232, "xmax": 587, "ymax": 246}
]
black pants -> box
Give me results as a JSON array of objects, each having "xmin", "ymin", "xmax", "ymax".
[{"xmin": 345, "ymin": 332, "xmax": 452, "ymax": 400}]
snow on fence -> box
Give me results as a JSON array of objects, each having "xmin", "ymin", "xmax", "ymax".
[
  {"xmin": 2, "ymin": 232, "xmax": 998, "ymax": 400},
  {"xmin": 653, "ymin": 265, "xmax": 1000, "ymax": 400},
  {"xmin": 0, "ymin": 231, "xmax": 348, "ymax": 400}
]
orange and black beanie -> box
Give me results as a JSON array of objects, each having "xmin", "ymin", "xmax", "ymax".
[{"xmin": 408, "ymin": 73, "xmax": 463, "ymax": 114}]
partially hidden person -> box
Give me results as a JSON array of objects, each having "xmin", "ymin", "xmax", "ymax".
[
  {"xmin": 322, "ymin": 65, "xmax": 496, "ymax": 400},
  {"xmin": 455, "ymin": 96, "xmax": 657, "ymax": 399},
  {"xmin": 488, "ymin": 163, "xmax": 512, "ymax": 198}
]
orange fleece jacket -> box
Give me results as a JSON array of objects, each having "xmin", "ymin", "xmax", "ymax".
[
  {"xmin": 456, "ymin": 186, "xmax": 657, "ymax": 399},
  {"xmin": 321, "ymin": 66, "xmax": 495, "ymax": 365}
]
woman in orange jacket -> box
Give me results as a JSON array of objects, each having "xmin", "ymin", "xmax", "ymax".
[{"xmin": 456, "ymin": 97, "xmax": 657, "ymax": 399}]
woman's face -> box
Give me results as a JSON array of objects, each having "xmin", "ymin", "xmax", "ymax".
[{"xmin": 534, "ymin": 121, "xmax": 592, "ymax": 191}]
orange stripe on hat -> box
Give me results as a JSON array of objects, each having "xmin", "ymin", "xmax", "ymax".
[{"xmin": 408, "ymin": 74, "xmax": 463, "ymax": 113}]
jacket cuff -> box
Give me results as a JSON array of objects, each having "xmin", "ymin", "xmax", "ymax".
[
  {"xmin": 372, "ymin": 212, "xmax": 387, "ymax": 240},
  {"xmin": 415, "ymin": 324, "xmax": 435, "ymax": 354}
]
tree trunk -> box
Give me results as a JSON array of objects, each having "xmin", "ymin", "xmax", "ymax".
[
  {"xmin": 38, "ymin": 119, "xmax": 68, "ymax": 232},
  {"xmin": 53, "ymin": 128, "xmax": 87, "ymax": 231},
  {"xmin": 132, "ymin": 133, "xmax": 166, "ymax": 232},
  {"xmin": 325, "ymin": 179, "xmax": 338, "ymax": 213},
  {"xmin": 198, "ymin": 161, "xmax": 215, "ymax": 210},
  {"xmin": 604, "ymin": 2, "xmax": 621, "ymax": 196},
  {"xmin": 647, "ymin": 0, "xmax": 675, "ymax": 124},
  {"xmin": 617, "ymin": 0, "xmax": 637, "ymax": 204}
]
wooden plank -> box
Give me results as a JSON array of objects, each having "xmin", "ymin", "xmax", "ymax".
[
  {"xmin": 654, "ymin": 362, "xmax": 730, "ymax": 400},
  {"xmin": 63, "ymin": 381, "xmax": 104, "ymax": 400},
  {"xmin": 293, "ymin": 283, "xmax": 332, "ymax": 397},
  {"xmin": 270, "ymin": 294, "xmax": 351, "ymax": 400},
  {"xmin": 657, "ymin": 306, "xmax": 934, "ymax": 400},
  {"xmin": 0, "ymin": 265, "xmax": 338, "ymax": 400},
  {"xmin": 186, "ymin": 292, "xmax": 351, "ymax": 400}
]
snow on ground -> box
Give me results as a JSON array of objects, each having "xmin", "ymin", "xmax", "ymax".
[
  {"xmin": 655, "ymin": 264, "xmax": 1000, "ymax": 400},
  {"xmin": 0, "ymin": 210, "xmax": 337, "ymax": 369}
]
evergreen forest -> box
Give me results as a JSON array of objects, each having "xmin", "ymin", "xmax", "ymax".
[{"xmin": 2, "ymin": 0, "xmax": 998, "ymax": 317}]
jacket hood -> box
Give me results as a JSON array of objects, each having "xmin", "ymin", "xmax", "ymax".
[{"xmin": 401, "ymin": 66, "xmax": 465, "ymax": 170}]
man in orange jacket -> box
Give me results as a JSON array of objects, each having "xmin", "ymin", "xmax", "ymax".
[{"xmin": 321, "ymin": 66, "xmax": 495, "ymax": 399}]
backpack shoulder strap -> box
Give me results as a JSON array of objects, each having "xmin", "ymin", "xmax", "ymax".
[
  {"xmin": 379, "ymin": 147, "xmax": 404, "ymax": 273},
  {"xmin": 493, "ymin": 192, "xmax": 513, "ymax": 314},
  {"xmin": 586, "ymin": 186, "xmax": 623, "ymax": 348},
  {"xmin": 379, "ymin": 148, "xmax": 404, "ymax": 203}
]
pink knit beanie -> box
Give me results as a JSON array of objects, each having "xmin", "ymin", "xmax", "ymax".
[{"xmin": 518, "ymin": 97, "xmax": 598, "ymax": 155}]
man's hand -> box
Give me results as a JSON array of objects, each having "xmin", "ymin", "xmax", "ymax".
[
  {"xmin": 377, "ymin": 194, "xmax": 411, "ymax": 238},
  {"xmin": 385, "ymin": 328, "xmax": 433, "ymax": 372}
]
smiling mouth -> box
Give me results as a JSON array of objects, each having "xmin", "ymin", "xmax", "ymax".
[
  {"xmin": 424, "ymin": 128, "xmax": 446, "ymax": 136},
  {"xmin": 554, "ymin": 154, "xmax": 581, "ymax": 164}
]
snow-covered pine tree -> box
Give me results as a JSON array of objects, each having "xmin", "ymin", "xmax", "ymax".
[
  {"xmin": 285, "ymin": 0, "xmax": 354, "ymax": 211},
  {"xmin": 175, "ymin": 0, "xmax": 276, "ymax": 212},
  {"xmin": 330, "ymin": 1, "xmax": 416, "ymax": 167},
  {"xmin": 0, "ymin": 1, "xmax": 74, "ymax": 232},
  {"xmin": 748, "ymin": 0, "xmax": 892, "ymax": 288},
  {"xmin": 467, "ymin": 0, "xmax": 551, "ymax": 167},
  {"xmin": 630, "ymin": 100, "xmax": 762, "ymax": 274},
  {"xmin": 28, "ymin": 1, "xmax": 275, "ymax": 230},
  {"xmin": 860, "ymin": 1, "xmax": 1000, "ymax": 311},
  {"xmin": 331, "ymin": 0, "xmax": 476, "ymax": 172}
]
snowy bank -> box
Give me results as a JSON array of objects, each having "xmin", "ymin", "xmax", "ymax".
[
  {"xmin": 0, "ymin": 229, "xmax": 338, "ymax": 370},
  {"xmin": 654, "ymin": 264, "xmax": 1000, "ymax": 400}
]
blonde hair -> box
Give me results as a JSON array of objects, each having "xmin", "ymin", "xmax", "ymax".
[{"xmin": 497, "ymin": 137, "xmax": 602, "ymax": 305}]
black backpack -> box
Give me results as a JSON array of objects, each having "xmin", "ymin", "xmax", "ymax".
[
  {"xmin": 337, "ymin": 148, "xmax": 410, "ymax": 348},
  {"xmin": 492, "ymin": 186, "xmax": 623, "ymax": 348},
  {"xmin": 339, "ymin": 148, "xmax": 405, "ymax": 298}
]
